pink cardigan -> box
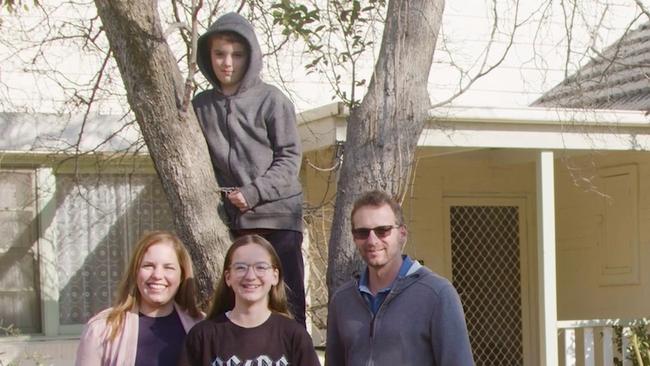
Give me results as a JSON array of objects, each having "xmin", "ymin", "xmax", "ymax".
[{"xmin": 75, "ymin": 303, "xmax": 203, "ymax": 366}]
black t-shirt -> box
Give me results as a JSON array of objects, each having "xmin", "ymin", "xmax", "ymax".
[
  {"xmin": 179, "ymin": 313, "xmax": 320, "ymax": 366},
  {"xmin": 134, "ymin": 308, "xmax": 186, "ymax": 366}
]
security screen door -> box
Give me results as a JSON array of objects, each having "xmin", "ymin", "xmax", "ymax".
[{"xmin": 445, "ymin": 197, "xmax": 530, "ymax": 366}]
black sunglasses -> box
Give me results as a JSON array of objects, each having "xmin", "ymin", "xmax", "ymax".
[{"xmin": 351, "ymin": 225, "xmax": 401, "ymax": 240}]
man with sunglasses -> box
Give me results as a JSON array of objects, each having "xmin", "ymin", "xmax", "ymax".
[{"xmin": 325, "ymin": 190, "xmax": 474, "ymax": 366}]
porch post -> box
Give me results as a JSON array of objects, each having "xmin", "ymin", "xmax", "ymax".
[
  {"xmin": 37, "ymin": 167, "xmax": 59, "ymax": 337},
  {"xmin": 536, "ymin": 151, "xmax": 558, "ymax": 365}
]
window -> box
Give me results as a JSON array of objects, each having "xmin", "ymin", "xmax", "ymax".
[
  {"xmin": 0, "ymin": 169, "xmax": 173, "ymax": 336},
  {"xmin": 55, "ymin": 173, "xmax": 174, "ymax": 325},
  {"xmin": 0, "ymin": 170, "xmax": 41, "ymax": 334}
]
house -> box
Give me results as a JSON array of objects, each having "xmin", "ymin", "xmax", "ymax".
[
  {"xmin": 0, "ymin": 112, "xmax": 175, "ymax": 364},
  {"xmin": 300, "ymin": 102, "xmax": 650, "ymax": 366},
  {"xmin": 0, "ymin": 111, "xmax": 330, "ymax": 365},
  {"xmin": 301, "ymin": 22, "xmax": 650, "ymax": 366},
  {"xmin": 2, "ymin": 107, "xmax": 650, "ymax": 365},
  {"xmin": 531, "ymin": 20, "xmax": 650, "ymax": 366}
]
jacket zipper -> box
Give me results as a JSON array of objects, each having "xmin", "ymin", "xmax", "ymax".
[
  {"xmin": 366, "ymin": 275, "xmax": 417, "ymax": 365},
  {"xmin": 224, "ymin": 96, "xmax": 240, "ymax": 226},
  {"xmin": 224, "ymin": 96, "xmax": 233, "ymax": 178},
  {"xmin": 368, "ymin": 301, "xmax": 376, "ymax": 366}
]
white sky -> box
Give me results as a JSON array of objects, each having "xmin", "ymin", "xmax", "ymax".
[
  {"xmin": 0, "ymin": 0, "xmax": 646, "ymax": 114},
  {"xmin": 432, "ymin": 0, "xmax": 643, "ymax": 108},
  {"xmin": 271, "ymin": 0, "xmax": 645, "ymax": 112}
]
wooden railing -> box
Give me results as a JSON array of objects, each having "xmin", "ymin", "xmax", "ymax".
[{"xmin": 557, "ymin": 319, "xmax": 648, "ymax": 366}]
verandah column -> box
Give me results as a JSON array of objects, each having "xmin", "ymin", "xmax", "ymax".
[{"xmin": 536, "ymin": 151, "xmax": 558, "ymax": 365}]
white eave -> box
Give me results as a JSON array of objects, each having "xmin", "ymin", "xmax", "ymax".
[
  {"xmin": 425, "ymin": 106, "xmax": 650, "ymax": 150},
  {"xmin": 0, "ymin": 112, "xmax": 143, "ymax": 153},
  {"xmin": 297, "ymin": 103, "xmax": 650, "ymax": 152},
  {"xmin": 297, "ymin": 102, "xmax": 349, "ymax": 152},
  {"xmin": 3, "ymin": 104, "xmax": 650, "ymax": 157}
]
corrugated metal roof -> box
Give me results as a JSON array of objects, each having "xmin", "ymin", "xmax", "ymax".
[{"xmin": 533, "ymin": 22, "xmax": 650, "ymax": 111}]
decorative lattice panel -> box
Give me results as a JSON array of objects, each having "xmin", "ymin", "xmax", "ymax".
[
  {"xmin": 450, "ymin": 205, "xmax": 523, "ymax": 366},
  {"xmin": 56, "ymin": 174, "xmax": 174, "ymax": 324}
]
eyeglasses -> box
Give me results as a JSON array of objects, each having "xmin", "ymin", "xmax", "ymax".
[
  {"xmin": 229, "ymin": 262, "xmax": 274, "ymax": 276},
  {"xmin": 351, "ymin": 225, "xmax": 401, "ymax": 240}
]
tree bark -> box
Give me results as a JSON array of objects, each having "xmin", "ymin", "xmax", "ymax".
[
  {"xmin": 327, "ymin": 0, "xmax": 445, "ymax": 294},
  {"xmin": 94, "ymin": 0, "xmax": 231, "ymax": 304}
]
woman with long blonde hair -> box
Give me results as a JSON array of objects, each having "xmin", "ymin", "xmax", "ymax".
[
  {"xmin": 179, "ymin": 234, "xmax": 320, "ymax": 365},
  {"xmin": 76, "ymin": 231, "xmax": 203, "ymax": 366}
]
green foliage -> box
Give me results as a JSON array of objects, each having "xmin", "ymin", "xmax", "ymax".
[
  {"xmin": 269, "ymin": 0, "xmax": 386, "ymax": 108},
  {"xmin": 0, "ymin": 320, "xmax": 21, "ymax": 337},
  {"xmin": 271, "ymin": 0, "xmax": 320, "ymax": 37},
  {"xmin": 0, "ymin": 0, "xmax": 40, "ymax": 12},
  {"xmin": 614, "ymin": 320, "xmax": 650, "ymax": 366},
  {"xmin": 0, "ymin": 351, "xmax": 49, "ymax": 366},
  {"xmin": 0, "ymin": 321, "xmax": 50, "ymax": 366}
]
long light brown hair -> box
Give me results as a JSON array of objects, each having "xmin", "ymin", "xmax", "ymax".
[
  {"xmin": 105, "ymin": 231, "xmax": 201, "ymax": 340},
  {"xmin": 207, "ymin": 234, "xmax": 291, "ymax": 319}
]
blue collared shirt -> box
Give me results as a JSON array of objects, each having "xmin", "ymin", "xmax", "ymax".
[{"xmin": 358, "ymin": 255, "xmax": 414, "ymax": 315}]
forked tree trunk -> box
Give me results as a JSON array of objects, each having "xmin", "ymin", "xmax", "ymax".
[
  {"xmin": 94, "ymin": 0, "xmax": 231, "ymax": 303},
  {"xmin": 327, "ymin": 0, "xmax": 445, "ymax": 294}
]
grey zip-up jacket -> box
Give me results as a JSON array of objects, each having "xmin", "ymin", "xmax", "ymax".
[
  {"xmin": 326, "ymin": 260, "xmax": 475, "ymax": 366},
  {"xmin": 193, "ymin": 12, "xmax": 303, "ymax": 231}
]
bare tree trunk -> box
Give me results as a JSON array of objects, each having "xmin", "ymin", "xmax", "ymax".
[
  {"xmin": 94, "ymin": 0, "xmax": 231, "ymax": 303},
  {"xmin": 327, "ymin": 0, "xmax": 445, "ymax": 294}
]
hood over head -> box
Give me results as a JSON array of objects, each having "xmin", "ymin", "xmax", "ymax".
[{"xmin": 197, "ymin": 12, "xmax": 263, "ymax": 93}]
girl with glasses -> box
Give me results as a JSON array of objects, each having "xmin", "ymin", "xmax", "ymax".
[
  {"xmin": 179, "ymin": 234, "xmax": 320, "ymax": 365},
  {"xmin": 75, "ymin": 231, "xmax": 204, "ymax": 366}
]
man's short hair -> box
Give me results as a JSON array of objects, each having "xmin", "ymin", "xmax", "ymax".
[
  {"xmin": 350, "ymin": 190, "xmax": 405, "ymax": 228},
  {"xmin": 211, "ymin": 30, "xmax": 248, "ymax": 49}
]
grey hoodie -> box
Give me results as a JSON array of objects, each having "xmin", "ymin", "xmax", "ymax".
[{"xmin": 193, "ymin": 12, "xmax": 303, "ymax": 231}]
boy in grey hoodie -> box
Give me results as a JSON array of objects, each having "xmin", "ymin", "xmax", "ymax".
[{"xmin": 193, "ymin": 12, "xmax": 306, "ymax": 325}]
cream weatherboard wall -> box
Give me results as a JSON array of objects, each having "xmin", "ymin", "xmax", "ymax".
[
  {"xmin": 401, "ymin": 149, "xmax": 539, "ymax": 365},
  {"xmin": 403, "ymin": 149, "xmax": 537, "ymax": 275},
  {"xmin": 555, "ymin": 151, "xmax": 650, "ymax": 320}
]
